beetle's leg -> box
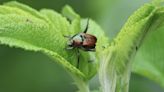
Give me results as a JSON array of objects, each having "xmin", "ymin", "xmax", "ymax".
[
  {"xmin": 81, "ymin": 46, "xmax": 96, "ymax": 52},
  {"xmin": 89, "ymin": 48, "xmax": 96, "ymax": 52},
  {"xmin": 77, "ymin": 49, "xmax": 80, "ymax": 68},
  {"xmin": 85, "ymin": 48, "xmax": 95, "ymax": 52},
  {"xmin": 65, "ymin": 46, "xmax": 74, "ymax": 50},
  {"xmin": 83, "ymin": 18, "xmax": 89, "ymax": 33}
]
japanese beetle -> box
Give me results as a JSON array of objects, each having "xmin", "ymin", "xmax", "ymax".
[{"xmin": 64, "ymin": 19, "xmax": 97, "ymax": 68}]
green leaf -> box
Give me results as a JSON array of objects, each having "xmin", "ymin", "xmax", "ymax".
[
  {"xmin": 0, "ymin": 1, "xmax": 109, "ymax": 83},
  {"xmin": 62, "ymin": 5, "xmax": 80, "ymax": 21},
  {"xmin": 99, "ymin": 3, "xmax": 158, "ymax": 92},
  {"xmin": 132, "ymin": 6, "xmax": 164, "ymax": 87},
  {"xmin": 0, "ymin": 1, "xmax": 86, "ymax": 79},
  {"xmin": 113, "ymin": 3, "xmax": 157, "ymax": 74}
]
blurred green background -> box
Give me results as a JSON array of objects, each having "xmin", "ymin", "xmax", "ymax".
[{"xmin": 0, "ymin": 0, "xmax": 163, "ymax": 92}]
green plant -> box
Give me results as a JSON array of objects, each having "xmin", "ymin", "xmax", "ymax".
[{"xmin": 0, "ymin": 1, "xmax": 163, "ymax": 92}]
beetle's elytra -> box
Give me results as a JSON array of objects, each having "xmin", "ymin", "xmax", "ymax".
[{"xmin": 64, "ymin": 19, "xmax": 97, "ymax": 68}]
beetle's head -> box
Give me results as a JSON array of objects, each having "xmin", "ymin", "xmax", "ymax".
[
  {"xmin": 67, "ymin": 39, "xmax": 74, "ymax": 47},
  {"xmin": 63, "ymin": 35, "xmax": 73, "ymax": 47}
]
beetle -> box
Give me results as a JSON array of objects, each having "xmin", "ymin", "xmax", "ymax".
[{"xmin": 64, "ymin": 19, "xmax": 97, "ymax": 68}]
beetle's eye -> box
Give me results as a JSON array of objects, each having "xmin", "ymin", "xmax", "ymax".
[
  {"xmin": 80, "ymin": 35, "xmax": 83, "ymax": 38},
  {"xmin": 80, "ymin": 35, "xmax": 85, "ymax": 41}
]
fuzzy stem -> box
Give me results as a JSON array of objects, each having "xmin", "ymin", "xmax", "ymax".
[
  {"xmin": 99, "ymin": 48, "xmax": 134, "ymax": 92},
  {"xmin": 99, "ymin": 49, "xmax": 117, "ymax": 92},
  {"xmin": 71, "ymin": 75, "xmax": 90, "ymax": 92}
]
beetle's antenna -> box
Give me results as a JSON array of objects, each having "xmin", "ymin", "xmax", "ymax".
[{"xmin": 83, "ymin": 18, "xmax": 89, "ymax": 33}]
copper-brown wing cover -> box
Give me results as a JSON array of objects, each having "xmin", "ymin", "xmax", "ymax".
[{"xmin": 82, "ymin": 33, "xmax": 97, "ymax": 47}]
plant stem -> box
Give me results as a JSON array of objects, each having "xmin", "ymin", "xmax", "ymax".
[
  {"xmin": 115, "ymin": 59, "xmax": 133, "ymax": 92},
  {"xmin": 99, "ymin": 49, "xmax": 131, "ymax": 92},
  {"xmin": 72, "ymin": 75, "xmax": 90, "ymax": 92},
  {"xmin": 99, "ymin": 44, "xmax": 136, "ymax": 92},
  {"xmin": 99, "ymin": 36, "xmax": 149, "ymax": 92}
]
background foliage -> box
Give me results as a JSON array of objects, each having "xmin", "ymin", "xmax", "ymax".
[{"xmin": 0, "ymin": 0, "xmax": 163, "ymax": 92}]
